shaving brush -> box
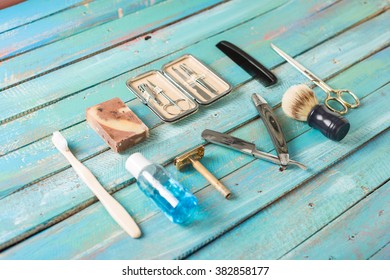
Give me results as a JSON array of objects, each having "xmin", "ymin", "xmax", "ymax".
[{"xmin": 282, "ymin": 84, "xmax": 350, "ymax": 141}]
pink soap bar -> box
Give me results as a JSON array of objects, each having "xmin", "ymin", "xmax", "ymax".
[{"xmin": 86, "ymin": 98, "xmax": 149, "ymax": 153}]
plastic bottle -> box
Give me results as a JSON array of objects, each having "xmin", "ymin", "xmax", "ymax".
[{"xmin": 126, "ymin": 153, "xmax": 198, "ymax": 224}]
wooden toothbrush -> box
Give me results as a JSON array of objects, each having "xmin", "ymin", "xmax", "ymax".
[{"xmin": 52, "ymin": 131, "xmax": 141, "ymax": 238}]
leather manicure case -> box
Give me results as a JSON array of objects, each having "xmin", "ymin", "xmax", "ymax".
[{"xmin": 126, "ymin": 54, "xmax": 232, "ymax": 122}]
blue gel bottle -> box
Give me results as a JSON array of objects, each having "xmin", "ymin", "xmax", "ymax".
[{"xmin": 126, "ymin": 153, "xmax": 198, "ymax": 224}]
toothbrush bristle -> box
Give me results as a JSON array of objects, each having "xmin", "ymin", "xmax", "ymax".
[{"xmin": 52, "ymin": 131, "xmax": 69, "ymax": 151}]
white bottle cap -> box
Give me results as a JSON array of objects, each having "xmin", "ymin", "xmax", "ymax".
[{"xmin": 126, "ymin": 152, "xmax": 152, "ymax": 179}]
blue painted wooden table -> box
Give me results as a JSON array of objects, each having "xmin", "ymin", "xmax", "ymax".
[{"xmin": 0, "ymin": 0, "xmax": 389, "ymax": 260}]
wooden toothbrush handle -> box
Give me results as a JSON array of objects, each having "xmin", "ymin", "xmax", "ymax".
[
  {"xmin": 189, "ymin": 158, "xmax": 232, "ymax": 199},
  {"xmin": 68, "ymin": 154, "xmax": 142, "ymax": 238}
]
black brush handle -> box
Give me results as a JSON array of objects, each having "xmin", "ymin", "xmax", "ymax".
[
  {"xmin": 307, "ymin": 105, "xmax": 350, "ymax": 141},
  {"xmin": 216, "ymin": 40, "xmax": 277, "ymax": 87}
]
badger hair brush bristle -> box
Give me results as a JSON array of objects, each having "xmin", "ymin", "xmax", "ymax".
[
  {"xmin": 282, "ymin": 84, "xmax": 318, "ymax": 121},
  {"xmin": 281, "ymin": 84, "xmax": 350, "ymax": 141}
]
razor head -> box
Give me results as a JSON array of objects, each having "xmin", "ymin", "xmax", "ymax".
[
  {"xmin": 278, "ymin": 153, "xmax": 289, "ymax": 171},
  {"xmin": 174, "ymin": 146, "xmax": 204, "ymax": 170}
]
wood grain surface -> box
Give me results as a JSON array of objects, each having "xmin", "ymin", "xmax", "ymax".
[
  {"xmin": 0, "ymin": 0, "xmax": 388, "ymax": 259},
  {"xmin": 0, "ymin": 0, "xmax": 221, "ymax": 89},
  {"xmin": 189, "ymin": 130, "xmax": 390, "ymax": 259},
  {"xmin": 0, "ymin": 0, "xmax": 83, "ymax": 34}
]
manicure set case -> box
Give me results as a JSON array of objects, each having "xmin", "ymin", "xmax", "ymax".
[{"xmin": 126, "ymin": 54, "xmax": 232, "ymax": 122}]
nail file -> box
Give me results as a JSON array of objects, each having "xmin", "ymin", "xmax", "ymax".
[
  {"xmin": 216, "ymin": 40, "xmax": 277, "ymax": 87},
  {"xmin": 180, "ymin": 64, "xmax": 217, "ymax": 94},
  {"xmin": 172, "ymin": 67, "xmax": 212, "ymax": 100}
]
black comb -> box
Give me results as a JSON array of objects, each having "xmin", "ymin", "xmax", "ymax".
[{"xmin": 216, "ymin": 40, "xmax": 277, "ymax": 87}]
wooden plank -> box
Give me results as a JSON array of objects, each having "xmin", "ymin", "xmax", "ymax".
[
  {"xmin": 0, "ymin": 14, "xmax": 388, "ymax": 249},
  {"xmin": 1, "ymin": 11, "xmax": 388, "ymax": 207},
  {"xmin": 0, "ymin": 0, "xmax": 337, "ymax": 192},
  {"xmin": 369, "ymin": 243, "xmax": 390, "ymax": 260},
  {"xmin": 188, "ymin": 132, "xmax": 390, "ymax": 259},
  {"xmin": 0, "ymin": 0, "xmax": 284, "ymax": 93},
  {"xmin": 0, "ymin": 0, "xmax": 25, "ymax": 10},
  {"xmin": 1, "ymin": 57, "xmax": 389, "ymax": 257},
  {"xmin": 2, "ymin": 84, "xmax": 389, "ymax": 259},
  {"xmin": 3, "ymin": 0, "xmax": 382, "ymax": 123},
  {"xmin": 0, "ymin": 0, "xmax": 83, "ymax": 34},
  {"xmin": 0, "ymin": 0, "xmax": 166, "ymax": 60},
  {"xmin": 65, "ymin": 88, "xmax": 390, "ymax": 260},
  {"xmin": 1, "ymin": 3, "xmax": 387, "ymax": 198},
  {"xmin": 281, "ymin": 181, "xmax": 389, "ymax": 260},
  {"xmin": 0, "ymin": 0, "xmax": 331, "ymax": 155},
  {"xmin": 0, "ymin": 0, "xmax": 224, "ymax": 89}
]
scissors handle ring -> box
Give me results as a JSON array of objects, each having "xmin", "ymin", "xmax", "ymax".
[
  {"xmin": 163, "ymin": 98, "xmax": 187, "ymax": 116},
  {"xmin": 336, "ymin": 89, "xmax": 360, "ymax": 109},
  {"xmin": 325, "ymin": 96, "xmax": 348, "ymax": 115}
]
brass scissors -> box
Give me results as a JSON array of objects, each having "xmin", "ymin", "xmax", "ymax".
[{"xmin": 271, "ymin": 43, "xmax": 360, "ymax": 115}]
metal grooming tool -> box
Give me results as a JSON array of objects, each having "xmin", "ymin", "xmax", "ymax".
[
  {"xmin": 138, "ymin": 83, "xmax": 163, "ymax": 106},
  {"xmin": 271, "ymin": 43, "xmax": 359, "ymax": 115},
  {"xmin": 172, "ymin": 66, "xmax": 212, "ymax": 100},
  {"xmin": 201, "ymin": 129, "xmax": 307, "ymax": 170},
  {"xmin": 252, "ymin": 93, "xmax": 291, "ymax": 170},
  {"xmin": 174, "ymin": 146, "xmax": 232, "ymax": 199},
  {"xmin": 147, "ymin": 80, "xmax": 188, "ymax": 116},
  {"xmin": 201, "ymin": 93, "xmax": 307, "ymax": 171},
  {"xmin": 180, "ymin": 63, "xmax": 218, "ymax": 94}
]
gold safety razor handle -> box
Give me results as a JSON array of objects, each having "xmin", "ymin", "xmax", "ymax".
[{"xmin": 174, "ymin": 146, "xmax": 232, "ymax": 199}]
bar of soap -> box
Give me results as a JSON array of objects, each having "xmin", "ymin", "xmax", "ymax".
[{"xmin": 86, "ymin": 97, "xmax": 149, "ymax": 153}]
